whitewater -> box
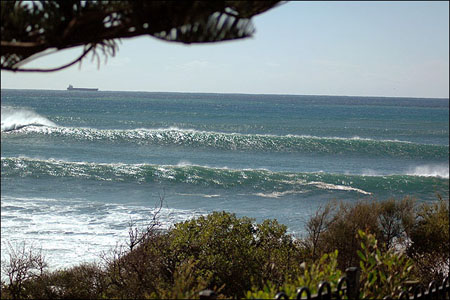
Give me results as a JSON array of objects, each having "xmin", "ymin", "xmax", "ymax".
[{"xmin": 1, "ymin": 89, "xmax": 449, "ymax": 271}]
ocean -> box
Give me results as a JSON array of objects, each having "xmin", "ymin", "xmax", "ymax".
[{"xmin": 1, "ymin": 89, "xmax": 449, "ymax": 271}]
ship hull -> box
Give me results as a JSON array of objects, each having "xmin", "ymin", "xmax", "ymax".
[{"xmin": 67, "ymin": 87, "xmax": 98, "ymax": 91}]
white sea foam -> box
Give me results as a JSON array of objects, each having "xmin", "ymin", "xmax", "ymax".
[
  {"xmin": 177, "ymin": 193, "xmax": 221, "ymax": 198},
  {"xmin": 177, "ymin": 160, "xmax": 193, "ymax": 167},
  {"xmin": 1, "ymin": 106, "xmax": 57, "ymax": 132},
  {"xmin": 6, "ymin": 124, "xmax": 419, "ymax": 146},
  {"xmin": 361, "ymin": 169, "xmax": 383, "ymax": 176},
  {"xmin": 1, "ymin": 195, "xmax": 206, "ymax": 274},
  {"xmin": 407, "ymin": 164, "xmax": 449, "ymax": 179},
  {"xmin": 307, "ymin": 181, "xmax": 372, "ymax": 195},
  {"xmin": 253, "ymin": 190, "xmax": 307, "ymax": 198}
]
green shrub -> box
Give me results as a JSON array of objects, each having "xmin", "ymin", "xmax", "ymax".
[
  {"xmin": 102, "ymin": 231, "xmax": 172, "ymax": 299},
  {"xmin": 33, "ymin": 263, "xmax": 106, "ymax": 299},
  {"xmin": 149, "ymin": 258, "xmax": 210, "ymax": 299},
  {"xmin": 1, "ymin": 242, "xmax": 48, "ymax": 300},
  {"xmin": 1, "ymin": 197, "xmax": 446, "ymax": 299},
  {"xmin": 303, "ymin": 197, "xmax": 416, "ymax": 270},
  {"xmin": 358, "ymin": 230, "xmax": 414, "ymax": 299},
  {"xmin": 168, "ymin": 211, "xmax": 304, "ymax": 298},
  {"xmin": 407, "ymin": 196, "xmax": 449, "ymax": 283},
  {"xmin": 247, "ymin": 230, "xmax": 416, "ymax": 300},
  {"xmin": 245, "ymin": 250, "xmax": 342, "ymax": 299}
]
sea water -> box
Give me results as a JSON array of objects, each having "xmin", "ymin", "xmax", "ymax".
[{"xmin": 1, "ymin": 89, "xmax": 448, "ymax": 270}]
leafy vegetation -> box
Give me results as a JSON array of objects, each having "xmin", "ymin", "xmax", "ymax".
[
  {"xmin": 1, "ymin": 196, "xmax": 448, "ymax": 299},
  {"xmin": 357, "ymin": 230, "xmax": 413, "ymax": 299},
  {"xmin": 302, "ymin": 197, "xmax": 416, "ymax": 270},
  {"xmin": 245, "ymin": 250, "xmax": 343, "ymax": 299},
  {"xmin": 1, "ymin": 1, "xmax": 280, "ymax": 72},
  {"xmin": 407, "ymin": 196, "xmax": 450, "ymax": 283}
]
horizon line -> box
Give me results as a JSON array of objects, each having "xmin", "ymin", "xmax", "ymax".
[{"xmin": 1, "ymin": 87, "xmax": 449, "ymax": 100}]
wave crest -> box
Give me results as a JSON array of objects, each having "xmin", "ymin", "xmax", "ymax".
[
  {"xmin": 407, "ymin": 165, "xmax": 449, "ymax": 179},
  {"xmin": 7, "ymin": 126, "xmax": 448, "ymax": 159},
  {"xmin": 1, "ymin": 106, "xmax": 57, "ymax": 132},
  {"xmin": 2, "ymin": 157, "xmax": 448, "ymax": 197}
]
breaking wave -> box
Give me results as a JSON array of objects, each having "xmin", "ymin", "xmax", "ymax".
[
  {"xmin": 407, "ymin": 164, "xmax": 449, "ymax": 179},
  {"xmin": 1, "ymin": 106, "xmax": 57, "ymax": 132},
  {"xmin": 2, "ymin": 157, "xmax": 448, "ymax": 197},
  {"xmin": 4, "ymin": 126, "xmax": 448, "ymax": 159}
]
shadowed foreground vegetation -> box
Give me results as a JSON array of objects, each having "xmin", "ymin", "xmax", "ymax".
[{"xmin": 1, "ymin": 197, "xmax": 448, "ymax": 299}]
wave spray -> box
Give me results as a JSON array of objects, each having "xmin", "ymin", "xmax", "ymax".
[{"xmin": 1, "ymin": 106, "xmax": 57, "ymax": 132}]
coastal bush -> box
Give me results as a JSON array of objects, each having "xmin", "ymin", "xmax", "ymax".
[
  {"xmin": 301, "ymin": 200, "xmax": 338, "ymax": 261},
  {"xmin": 1, "ymin": 197, "xmax": 447, "ymax": 299},
  {"xmin": 407, "ymin": 196, "xmax": 449, "ymax": 283},
  {"xmin": 245, "ymin": 250, "xmax": 342, "ymax": 299},
  {"xmin": 302, "ymin": 197, "xmax": 416, "ymax": 270},
  {"xmin": 1, "ymin": 211, "xmax": 302, "ymax": 299},
  {"xmin": 167, "ymin": 211, "xmax": 304, "ymax": 298},
  {"xmin": 148, "ymin": 258, "xmax": 212, "ymax": 299},
  {"xmin": 357, "ymin": 230, "xmax": 413, "ymax": 299},
  {"xmin": 101, "ymin": 231, "xmax": 172, "ymax": 299},
  {"xmin": 376, "ymin": 197, "xmax": 415, "ymax": 250},
  {"xmin": 1, "ymin": 242, "xmax": 48, "ymax": 300},
  {"xmin": 246, "ymin": 230, "xmax": 415, "ymax": 299},
  {"xmin": 30, "ymin": 263, "xmax": 106, "ymax": 299}
]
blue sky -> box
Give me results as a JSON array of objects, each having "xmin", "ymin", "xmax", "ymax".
[{"xmin": 1, "ymin": 1, "xmax": 449, "ymax": 98}]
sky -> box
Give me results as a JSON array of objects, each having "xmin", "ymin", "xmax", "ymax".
[{"xmin": 1, "ymin": 1, "xmax": 449, "ymax": 98}]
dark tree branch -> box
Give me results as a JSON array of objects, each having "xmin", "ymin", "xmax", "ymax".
[
  {"xmin": 1, "ymin": 1, "xmax": 282, "ymax": 72},
  {"xmin": 2, "ymin": 44, "xmax": 94, "ymax": 72}
]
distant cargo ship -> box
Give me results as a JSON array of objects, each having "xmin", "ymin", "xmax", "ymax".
[{"xmin": 67, "ymin": 84, "xmax": 98, "ymax": 91}]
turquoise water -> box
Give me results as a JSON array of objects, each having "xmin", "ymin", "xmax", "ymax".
[{"xmin": 1, "ymin": 89, "xmax": 448, "ymax": 269}]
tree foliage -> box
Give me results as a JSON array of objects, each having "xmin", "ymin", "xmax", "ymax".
[
  {"xmin": 1, "ymin": 197, "xmax": 447, "ymax": 299},
  {"xmin": 407, "ymin": 196, "xmax": 449, "ymax": 283},
  {"xmin": 167, "ymin": 211, "xmax": 303, "ymax": 298},
  {"xmin": 1, "ymin": 0, "xmax": 281, "ymax": 72},
  {"xmin": 302, "ymin": 197, "xmax": 416, "ymax": 270},
  {"xmin": 357, "ymin": 230, "xmax": 413, "ymax": 299},
  {"xmin": 1, "ymin": 242, "xmax": 48, "ymax": 300},
  {"xmin": 245, "ymin": 250, "xmax": 343, "ymax": 299}
]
